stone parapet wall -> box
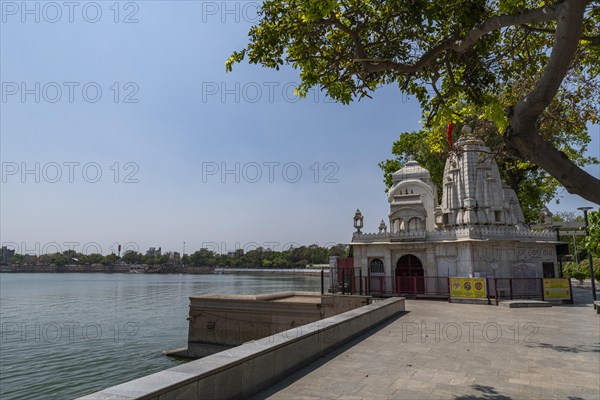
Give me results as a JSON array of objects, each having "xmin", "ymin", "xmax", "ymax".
[{"xmin": 77, "ymin": 297, "xmax": 406, "ymax": 400}]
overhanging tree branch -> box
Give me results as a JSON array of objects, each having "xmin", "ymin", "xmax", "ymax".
[
  {"xmin": 348, "ymin": 3, "xmax": 565, "ymax": 73},
  {"xmin": 523, "ymin": 24, "xmax": 600, "ymax": 44},
  {"xmin": 229, "ymin": 0, "xmax": 600, "ymax": 204},
  {"xmin": 506, "ymin": 0, "xmax": 600, "ymax": 203}
]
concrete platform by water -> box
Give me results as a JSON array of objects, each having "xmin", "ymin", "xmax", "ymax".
[{"xmin": 253, "ymin": 286, "xmax": 599, "ymax": 400}]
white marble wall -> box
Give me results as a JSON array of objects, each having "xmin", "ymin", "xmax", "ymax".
[{"xmin": 353, "ymin": 240, "xmax": 557, "ymax": 281}]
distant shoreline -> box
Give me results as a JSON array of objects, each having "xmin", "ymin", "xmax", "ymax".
[
  {"xmin": 0, "ymin": 265, "xmax": 329, "ymax": 276},
  {"xmin": 0, "ymin": 265, "xmax": 214, "ymax": 274},
  {"xmin": 214, "ymin": 268, "xmax": 329, "ymax": 277}
]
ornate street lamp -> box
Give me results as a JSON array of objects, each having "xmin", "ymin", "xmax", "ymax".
[
  {"xmin": 379, "ymin": 219, "xmax": 387, "ymax": 234},
  {"xmin": 353, "ymin": 209, "xmax": 364, "ymax": 234},
  {"xmin": 577, "ymin": 207, "xmax": 597, "ymax": 302}
]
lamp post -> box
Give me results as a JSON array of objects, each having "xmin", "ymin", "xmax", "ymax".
[
  {"xmin": 551, "ymin": 225, "xmax": 563, "ymax": 278},
  {"xmin": 573, "ymin": 236, "xmax": 578, "ymax": 265},
  {"xmin": 353, "ymin": 209, "xmax": 364, "ymax": 234},
  {"xmin": 578, "ymin": 207, "xmax": 596, "ymax": 301}
]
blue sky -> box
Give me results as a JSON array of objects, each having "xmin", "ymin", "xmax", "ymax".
[{"xmin": 1, "ymin": 1, "xmax": 598, "ymax": 256}]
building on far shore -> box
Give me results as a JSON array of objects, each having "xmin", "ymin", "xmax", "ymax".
[
  {"xmin": 341, "ymin": 126, "xmax": 558, "ymax": 296},
  {"xmin": 146, "ymin": 247, "xmax": 162, "ymax": 256},
  {"xmin": 0, "ymin": 246, "xmax": 15, "ymax": 264},
  {"xmin": 227, "ymin": 249, "xmax": 244, "ymax": 258}
]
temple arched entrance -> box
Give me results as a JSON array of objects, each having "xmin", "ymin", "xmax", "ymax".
[{"xmin": 395, "ymin": 255, "xmax": 424, "ymax": 295}]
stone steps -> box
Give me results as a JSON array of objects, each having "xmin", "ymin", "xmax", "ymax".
[{"xmin": 498, "ymin": 300, "xmax": 551, "ymax": 308}]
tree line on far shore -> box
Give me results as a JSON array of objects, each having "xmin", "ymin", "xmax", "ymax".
[
  {"xmin": 5, "ymin": 210, "xmax": 599, "ymax": 276},
  {"xmin": 6, "ymin": 244, "xmax": 350, "ymax": 269}
]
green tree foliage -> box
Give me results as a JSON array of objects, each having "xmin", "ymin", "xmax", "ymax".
[
  {"xmin": 121, "ymin": 250, "xmax": 143, "ymax": 264},
  {"xmin": 181, "ymin": 244, "xmax": 346, "ymax": 268},
  {"xmin": 52, "ymin": 254, "xmax": 68, "ymax": 266},
  {"xmin": 12, "ymin": 254, "xmax": 25, "ymax": 265},
  {"xmin": 563, "ymin": 258, "xmax": 600, "ymax": 282},
  {"xmin": 102, "ymin": 254, "xmax": 119, "ymax": 265},
  {"xmin": 181, "ymin": 254, "xmax": 190, "ymax": 265},
  {"xmin": 8, "ymin": 244, "xmax": 349, "ymax": 269},
  {"xmin": 189, "ymin": 248, "xmax": 219, "ymax": 267},
  {"xmin": 328, "ymin": 243, "xmax": 350, "ymax": 257},
  {"xmin": 560, "ymin": 208, "xmax": 600, "ymax": 282},
  {"xmin": 551, "ymin": 212, "xmax": 586, "ymax": 261},
  {"xmin": 156, "ymin": 254, "xmax": 168, "ymax": 265},
  {"xmin": 227, "ymin": 0, "xmax": 600, "ymax": 203},
  {"xmin": 142, "ymin": 253, "xmax": 160, "ymax": 265},
  {"xmin": 584, "ymin": 209, "xmax": 600, "ymax": 256},
  {"xmin": 378, "ymin": 128, "xmax": 446, "ymax": 194},
  {"xmin": 85, "ymin": 253, "xmax": 105, "ymax": 265},
  {"xmin": 62, "ymin": 250, "xmax": 78, "ymax": 260}
]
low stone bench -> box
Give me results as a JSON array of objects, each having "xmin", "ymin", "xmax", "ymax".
[{"xmin": 594, "ymin": 301, "xmax": 600, "ymax": 314}]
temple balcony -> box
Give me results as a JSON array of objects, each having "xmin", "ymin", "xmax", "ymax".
[
  {"xmin": 352, "ymin": 226, "xmax": 555, "ymax": 243},
  {"xmin": 352, "ymin": 230, "xmax": 427, "ymax": 243}
]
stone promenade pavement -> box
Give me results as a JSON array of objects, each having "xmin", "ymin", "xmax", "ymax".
[{"xmin": 252, "ymin": 288, "xmax": 600, "ymax": 400}]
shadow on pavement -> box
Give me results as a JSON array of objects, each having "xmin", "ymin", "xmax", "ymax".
[
  {"xmin": 453, "ymin": 384, "xmax": 513, "ymax": 400},
  {"xmin": 524, "ymin": 341, "xmax": 600, "ymax": 354}
]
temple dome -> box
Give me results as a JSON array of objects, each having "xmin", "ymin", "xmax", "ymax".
[
  {"xmin": 392, "ymin": 158, "xmax": 433, "ymax": 186},
  {"xmin": 388, "ymin": 158, "xmax": 439, "ymax": 232}
]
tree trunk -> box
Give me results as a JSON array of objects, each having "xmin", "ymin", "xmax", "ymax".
[{"xmin": 504, "ymin": 124, "xmax": 600, "ymax": 204}]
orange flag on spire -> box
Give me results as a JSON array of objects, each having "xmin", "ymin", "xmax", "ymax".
[{"xmin": 447, "ymin": 122, "xmax": 455, "ymax": 149}]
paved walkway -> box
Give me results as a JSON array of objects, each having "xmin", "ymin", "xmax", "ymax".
[{"xmin": 253, "ymin": 288, "xmax": 600, "ymax": 400}]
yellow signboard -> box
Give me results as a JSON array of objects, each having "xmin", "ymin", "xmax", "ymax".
[
  {"xmin": 543, "ymin": 278, "xmax": 570, "ymax": 300},
  {"xmin": 450, "ymin": 278, "xmax": 487, "ymax": 298}
]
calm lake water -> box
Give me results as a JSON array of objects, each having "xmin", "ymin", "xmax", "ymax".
[{"xmin": 0, "ymin": 273, "xmax": 321, "ymax": 400}]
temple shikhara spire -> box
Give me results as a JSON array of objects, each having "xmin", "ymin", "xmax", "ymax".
[{"xmin": 438, "ymin": 126, "xmax": 526, "ymax": 228}]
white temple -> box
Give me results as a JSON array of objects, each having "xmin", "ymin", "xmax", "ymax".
[{"xmin": 350, "ymin": 126, "xmax": 558, "ymax": 295}]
